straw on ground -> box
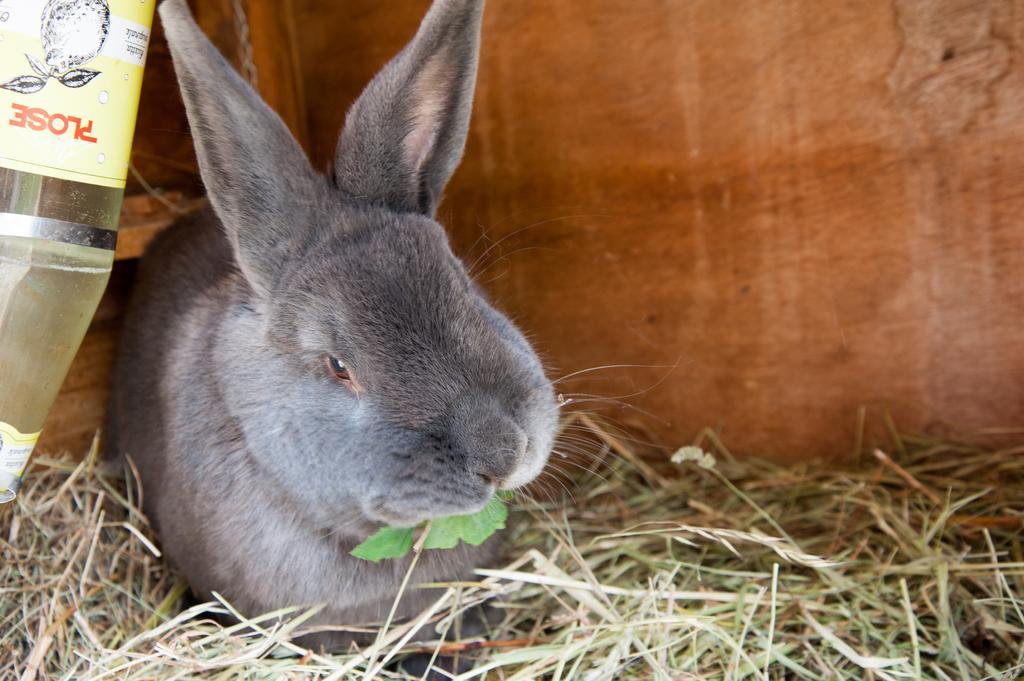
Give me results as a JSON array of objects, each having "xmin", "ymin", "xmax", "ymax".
[{"xmin": 2, "ymin": 421, "xmax": 1022, "ymax": 680}]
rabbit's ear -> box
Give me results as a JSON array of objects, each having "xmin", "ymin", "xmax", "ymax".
[
  {"xmin": 333, "ymin": 0, "xmax": 485, "ymax": 217},
  {"xmin": 159, "ymin": 0, "xmax": 320, "ymax": 294}
]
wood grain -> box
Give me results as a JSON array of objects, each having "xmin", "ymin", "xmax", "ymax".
[
  {"xmin": 114, "ymin": 194, "xmax": 208, "ymax": 261},
  {"xmin": 239, "ymin": 0, "xmax": 310, "ymax": 148},
  {"xmin": 127, "ymin": 3, "xmax": 199, "ymax": 196}
]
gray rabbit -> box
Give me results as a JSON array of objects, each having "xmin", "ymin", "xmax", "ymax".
[{"xmin": 106, "ymin": 0, "xmax": 558, "ymax": 649}]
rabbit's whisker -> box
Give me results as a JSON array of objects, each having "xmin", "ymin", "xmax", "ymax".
[
  {"xmin": 553, "ymin": 362, "xmax": 680, "ymax": 385},
  {"xmin": 546, "ymin": 455, "xmax": 613, "ymax": 487},
  {"xmin": 466, "ymin": 214, "xmax": 609, "ymax": 279}
]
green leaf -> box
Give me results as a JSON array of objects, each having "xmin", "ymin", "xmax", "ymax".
[
  {"xmin": 423, "ymin": 496, "xmax": 508, "ymax": 550},
  {"xmin": 350, "ymin": 526, "xmax": 415, "ymax": 563},
  {"xmin": 350, "ymin": 496, "xmax": 510, "ymax": 562}
]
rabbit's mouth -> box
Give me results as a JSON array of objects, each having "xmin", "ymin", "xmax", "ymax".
[
  {"xmin": 366, "ymin": 507, "xmax": 429, "ymax": 528},
  {"xmin": 364, "ymin": 490, "xmax": 493, "ymax": 528}
]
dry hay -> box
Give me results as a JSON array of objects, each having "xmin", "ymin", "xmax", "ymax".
[{"xmin": 2, "ymin": 419, "xmax": 1023, "ymax": 680}]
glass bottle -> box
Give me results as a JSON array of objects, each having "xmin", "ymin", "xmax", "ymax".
[{"xmin": 0, "ymin": 0, "xmax": 155, "ymax": 502}]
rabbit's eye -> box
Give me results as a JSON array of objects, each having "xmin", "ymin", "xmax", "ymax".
[
  {"xmin": 327, "ymin": 356, "xmax": 349, "ymax": 378},
  {"xmin": 326, "ymin": 356, "xmax": 354, "ymax": 387}
]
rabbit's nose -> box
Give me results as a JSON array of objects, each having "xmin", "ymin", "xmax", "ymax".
[
  {"xmin": 463, "ymin": 415, "xmax": 528, "ymax": 487},
  {"xmin": 450, "ymin": 392, "xmax": 529, "ymax": 487}
]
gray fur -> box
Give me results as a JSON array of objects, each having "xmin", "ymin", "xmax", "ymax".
[{"xmin": 106, "ymin": 0, "xmax": 557, "ymax": 644}]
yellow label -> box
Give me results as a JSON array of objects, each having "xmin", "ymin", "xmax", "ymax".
[
  {"xmin": 0, "ymin": 0, "xmax": 155, "ymax": 188},
  {"xmin": 0, "ymin": 420, "xmax": 40, "ymax": 485}
]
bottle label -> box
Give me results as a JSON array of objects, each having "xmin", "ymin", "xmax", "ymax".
[
  {"xmin": 0, "ymin": 420, "xmax": 40, "ymax": 497},
  {"xmin": 0, "ymin": 0, "xmax": 155, "ymax": 188}
]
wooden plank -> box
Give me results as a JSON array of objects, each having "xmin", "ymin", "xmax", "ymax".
[
  {"xmin": 240, "ymin": 0, "xmax": 310, "ymax": 150},
  {"xmin": 115, "ymin": 193, "xmax": 207, "ymax": 261},
  {"xmin": 128, "ymin": 3, "xmax": 200, "ymax": 196}
]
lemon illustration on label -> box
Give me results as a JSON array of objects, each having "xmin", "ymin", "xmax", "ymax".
[
  {"xmin": 0, "ymin": 0, "xmax": 153, "ymax": 186},
  {"xmin": 1, "ymin": 0, "xmax": 110, "ymax": 93}
]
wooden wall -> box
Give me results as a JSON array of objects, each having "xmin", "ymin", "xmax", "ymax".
[{"xmin": 43, "ymin": 0, "xmax": 1024, "ymax": 460}]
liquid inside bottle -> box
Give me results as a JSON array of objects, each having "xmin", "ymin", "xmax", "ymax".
[{"xmin": 0, "ymin": 235, "xmax": 113, "ymax": 501}]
